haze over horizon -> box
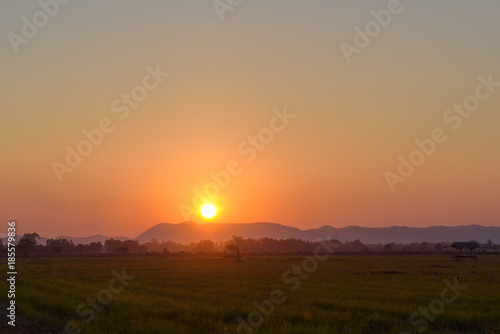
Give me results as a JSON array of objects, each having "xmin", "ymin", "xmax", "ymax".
[
  {"xmin": 14, "ymin": 221, "xmax": 500, "ymax": 241},
  {"xmin": 2, "ymin": 1, "xmax": 500, "ymax": 238}
]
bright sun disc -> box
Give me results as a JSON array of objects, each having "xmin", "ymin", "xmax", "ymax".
[{"xmin": 201, "ymin": 204, "xmax": 217, "ymax": 218}]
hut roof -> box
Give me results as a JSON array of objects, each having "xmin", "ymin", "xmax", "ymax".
[{"xmin": 451, "ymin": 241, "xmax": 480, "ymax": 249}]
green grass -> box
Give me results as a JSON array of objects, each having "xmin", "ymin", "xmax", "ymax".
[{"xmin": 1, "ymin": 255, "xmax": 499, "ymax": 333}]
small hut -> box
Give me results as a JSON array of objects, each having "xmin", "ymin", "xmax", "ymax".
[
  {"xmin": 223, "ymin": 244, "xmax": 241, "ymax": 262},
  {"xmin": 451, "ymin": 241, "xmax": 479, "ymax": 261}
]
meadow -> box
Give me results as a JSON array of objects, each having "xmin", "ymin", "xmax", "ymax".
[{"xmin": 1, "ymin": 254, "xmax": 499, "ymax": 333}]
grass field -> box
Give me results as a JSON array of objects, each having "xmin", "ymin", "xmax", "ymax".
[{"xmin": 1, "ymin": 254, "xmax": 499, "ymax": 333}]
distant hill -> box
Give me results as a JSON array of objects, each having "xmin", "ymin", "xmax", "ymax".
[
  {"xmin": 135, "ymin": 222, "xmax": 500, "ymax": 244},
  {"xmin": 1, "ymin": 234, "xmax": 130, "ymax": 245},
  {"xmin": 55, "ymin": 234, "xmax": 130, "ymax": 245},
  {"xmin": 303, "ymin": 225, "xmax": 500, "ymax": 244},
  {"xmin": 135, "ymin": 222, "xmax": 306, "ymax": 244},
  {"xmin": 8, "ymin": 223, "xmax": 498, "ymax": 245}
]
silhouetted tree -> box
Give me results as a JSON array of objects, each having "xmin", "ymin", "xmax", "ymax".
[
  {"xmin": 89, "ymin": 241, "xmax": 103, "ymax": 253},
  {"xmin": 104, "ymin": 238, "xmax": 122, "ymax": 253},
  {"xmin": 434, "ymin": 243, "xmax": 444, "ymax": 252},
  {"xmin": 117, "ymin": 246, "xmax": 129, "ymax": 253},
  {"xmin": 195, "ymin": 240, "xmax": 216, "ymax": 253},
  {"xmin": 18, "ymin": 233, "xmax": 40, "ymax": 258},
  {"xmin": 46, "ymin": 238, "xmax": 75, "ymax": 254}
]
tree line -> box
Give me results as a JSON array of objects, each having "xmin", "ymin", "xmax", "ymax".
[{"xmin": 1, "ymin": 233, "xmax": 498, "ymax": 257}]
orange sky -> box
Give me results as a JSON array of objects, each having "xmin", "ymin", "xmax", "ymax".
[{"xmin": 1, "ymin": 1, "xmax": 499, "ymax": 238}]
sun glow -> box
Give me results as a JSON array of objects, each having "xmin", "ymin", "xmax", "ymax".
[{"xmin": 201, "ymin": 204, "xmax": 217, "ymax": 219}]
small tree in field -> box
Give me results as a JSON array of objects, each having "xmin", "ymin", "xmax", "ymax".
[
  {"xmin": 117, "ymin": 246, "xmax": 129, "ymax": 253},
  {"xmin": 18, "ymin": 233, "xmax": 40, "ymax": 258}
]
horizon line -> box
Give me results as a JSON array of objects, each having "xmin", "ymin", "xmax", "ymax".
[{"xmin": 4, "ymin": 222, "xmax": 498, "ymax": 240}]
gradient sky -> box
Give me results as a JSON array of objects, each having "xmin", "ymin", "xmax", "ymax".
[{"xmin": 1, "ymin": 1, "xmax": 499, "ymax": 238}]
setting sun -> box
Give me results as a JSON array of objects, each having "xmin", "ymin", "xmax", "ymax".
[{"xmin": 201, "ymin": 204, "xmax": 217, "ymax": 219}]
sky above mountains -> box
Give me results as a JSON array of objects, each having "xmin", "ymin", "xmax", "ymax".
[{"xmin": 1, "ymin": 1, "xmax": 499, "ymax": 238}]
